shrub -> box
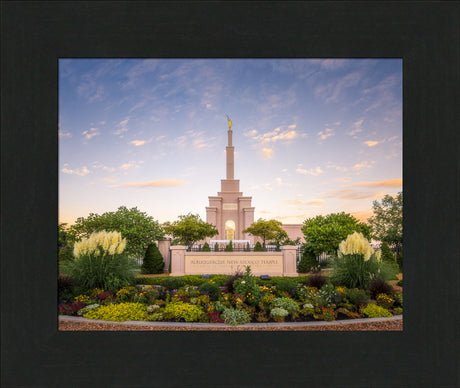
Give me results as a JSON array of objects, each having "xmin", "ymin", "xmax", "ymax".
[
  {"xmin": 393, "ymin": 291, "xmax": 403, "ymax": 307},
  {"xmin": 58, "ymin": 301, "xmax": 86, "ymax": 316},
  {"xmin": 223, "ymin": 269, "xmax": 244, "ymax": 294},
  {"xmin": 368, "ymin": 278, "xmax": 394, "ymax": 299},
  {"xmin": 163, "ymin": 301, "xmax": 205, "ymax": 322},
  {"xmin": 245, "ymin": 242, "xmax": 251, "ymax": 252},
  {"xmin": 77, "ymin": 303, "xmax": 100, "ymax": 316},
  {"xmin": 306, "ymin": 274, "xmax": 327, "ymax": 289},
  {"xmin": 61, "ymin": 230, "xmax": 137, "ymax": 293},
  {"xmin": 298, "ymin": 245, "xmax": 320, "ymax": 273},
  {"xmin": 270, "ymin": 307, "xmax": 289, "ymax": 322},
  {"xmin": 397, "ymin": 248, "xmax": 403, "ymax": 271},
  {"xmin": 360, "ymin": 304, "xmax": 393, "ymax": 318},
  {"xmin": 346, "ymin": 288, "xmax": 370, "ymax": 307},
  {"xmin": 209, "ymin": 275, "xmax": 230, "ymax": 286},
  {"xmin": 161, "ymin": 277, "xmax": 185, "ymax": 290},
  {"xmin": 319, "ymin": 307, "xmax": 337, "ymax": 321},
  {"xmin": 270, "ymin": 297, "xmax": 299, "ymax": 318},
  {"xmin": 397, "ymin": 279, "xmax": 403, "ymax": 287},
  {"xmin": 253, "ymin": 241, "xmax": 264, "ymax": 252},
  {"xmin": 135, "ymin": 276, "xmax": 170, "ymax": 286},
  {"xmin": 224, "ymin": 240, "xmax": 233, "ymax": 252},
  {"xmin": 58, "ymin": 274, "xmax": 79, "ymax": 302},
  {"xmin": 198, "ymin": 281, "xmax": 220, "ymax": 300},
  {"xmin": 214, "ymin": 242, "xmax": 219, "ymax": 252},
  {"xmin": 222, "ymin": 308, "xmax": 252, "ymax": 326},
  {"xmin": 376, "ymin": 293, "xmax": 395, "ymax": 309},
  {"xmin": 83, "ymin": 302, "xmax": 148, "ymax": 321},
  {"xmin": 202, "ymin": 242, "xmax": 211, "ymax": 252},
  {"xmin": 393, "ymin": 307, "xmax": 403, "ymax": 315},
  {"xmin": 141, "ymin": 243, "xmax": 164, "ymax": 274},
  {"xmin": 380, "ymin": 242, "xmax": 396, "ymax": 263},
  {"xmin": 58, "ymin": 245, "xmax": 74, "ymax": 262},
  {"xmin": 233, "ymin": 266, "xmax": 261, "ymax": 306},
  {"xmin": 271, "ymin": 277, "xmax": 299, "ymax": 298}
]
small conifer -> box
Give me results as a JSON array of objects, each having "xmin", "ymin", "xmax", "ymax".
[
  {"xmin": 141, "ymin": 243, "xmax": 164, "ymax": 274},
  {"xmin": 254, "ymin": 241, "xmax": 264, "ymax": 252},
  {"xmin": 380, "ymin": 242, "xmax": 396, "ymax": 263}
]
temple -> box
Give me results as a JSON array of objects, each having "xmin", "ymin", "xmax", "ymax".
[{"xmin": 206, "ymin": 120, "xmax": 255, "ymax": 243}]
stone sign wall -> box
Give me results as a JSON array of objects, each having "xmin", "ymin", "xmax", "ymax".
[{"xmin": 170, "ymin": 246, "xmax": 298, "ymax": 277}]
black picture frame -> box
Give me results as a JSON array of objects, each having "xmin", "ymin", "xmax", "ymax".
[{"xmin": 2, "ymin": 2, "xmax": 458, "ymax": 387}]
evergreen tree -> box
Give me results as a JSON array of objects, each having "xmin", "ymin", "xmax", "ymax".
[
  {"xmin": 245, "ymin": 242, "xmax": 251, "ymax": 252},
  {"xmin": 224, "ymin": 240, "xmax": 233, "ymax": 252},
  {"xmin": 214, "ymin": 242, "xmax": 219, "ymax": 252},
  {"xmin": 297, "ymin": 245, "xmax": 319, "ymax": 273},
  {"xmin": 380, "ymin": 241, "xmax": 395, "ymax": 263},
  {"xmin": 397, "ymin": 248, "xmax": 403, "ymax": 271},
  {"xmin": 254, "ymin": 241, "xmax": 264, "ymax": 252},
  {"xmin": 202, "ymin": 242, "xmax": 211, "ymax": 252},
  {"xmin": 141, "ymin": 243, "xmax": 164, "ymax": 274}
]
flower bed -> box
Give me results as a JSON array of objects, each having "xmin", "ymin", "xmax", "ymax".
[{"xmin": 59, "ymin": 267, "xmax": 402, "ymax": 326}]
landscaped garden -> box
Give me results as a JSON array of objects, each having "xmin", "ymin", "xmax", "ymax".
[{"xmin": 59, "ymin": 230, "xmax": 402, "ymax": 326}]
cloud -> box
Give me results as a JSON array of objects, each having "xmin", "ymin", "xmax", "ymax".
[
  {"xmin": 344, "ymin": 179, "xmax": 402, "ymax": 188},
  {"xmin": 120, "ymin": 161, "xmax": 143, "ymax": 170},
  {"xmin": 82, "ymin": 127, "xmax": 99, "ymax": 140},
  {"xmin": 101, "ymin": 177, "xmax": 118, "ymax": 183},
  {"xmin": 250, "ymin": 127, "xmax": 305, "ymax": 145},
  {"xmin": 296, "ymin": 164, "xmax": 323, "ymax": 176},
  {"xmin": 325, "ymin": 162, "xmax": 348, "ymax": 172},
  {"xmin": 285, "ymin": 198, "xmax": 324, "ymax": 206},
  {"xmin": 275, "ymin": 177, "xmax": 292, "ymax": 187},
  {"xmin": 61, "ymin": 164, "xmax": 90, "ymax": 176},
  {"xmin": 245, "ymin": 129, "xmax": 258, "ymax": 137},
  {"xmin": 130, "ymin": 140, "xmax": 146, "ymax": 146},
  {"xmin": 114, "ymin": 118, "xmax": 129, "ymax": 137},
  {"xmin": 59, "ymin": 130, "xmax": 72, "ymax": 138},
  {"xmin": 317, "ymin": 128, "xmax": 334, "ymax": 140},
  {"xmin": 288, "ymin": 124, "xmax": 296, "ymax": 129},
  {"xmin": 110, "ymin": 179, "xmax": 189, "ymax": 188},
  {"xmin": 91, "ymin": 162, "xmax": 116, "ymax": 172},
  {"xmin": 364, "ymin": 140, "xmax": 379, "ymax": 147},
  {"xmin": 347, "ymin": 119, "xmax": 364, "ymax": 136},
  {"xmin": 315, "ymin": 71, "xmax": 363, "ymax": 103},
  {"xmin": 323, "ymin": 189, "xmax": 380, "ymax": 200},
  {"xmin": 261, "ymin": 148, "xmax": 273, "ymax": 158},
  {"xmin": 352, "ymin": 161, "xmax": 375, "ymax": 171},
  {"xmin": 193, "ymin": 139, "xmax": 209, "ymax": 149},
  {"xmin": 335, "ymin": 177, "xmax": 352, "ymax": 183}
]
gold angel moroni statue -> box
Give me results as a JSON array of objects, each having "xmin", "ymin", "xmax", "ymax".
[{"xmin": 226, "ymin": 115, "xmax": 232, "ymax": 131}]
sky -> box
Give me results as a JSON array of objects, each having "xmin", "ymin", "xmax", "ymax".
[{"xmin": 59, "ymin": 58, "xmax": 402, "ymax": 226}]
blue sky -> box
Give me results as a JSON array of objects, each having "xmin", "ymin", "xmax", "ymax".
[{"xmin": 59, "ymin": 58, "xmax": 402, "ymax": 225}]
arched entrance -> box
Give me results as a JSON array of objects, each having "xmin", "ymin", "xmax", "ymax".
[{"xmin": 225, "ymin": 220, "xmax": 236, "ymax": 240}]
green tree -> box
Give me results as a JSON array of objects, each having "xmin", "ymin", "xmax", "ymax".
[
  {"xmin": 202, "ymin": 242, "xmax": 211, "ymax": 252},
  {"xmin": 243, "ymin": 219, "xmax": 288, "ymax": 246},
  {"xmin": 141, "ymin": 243, "xmax": 164, "ymax": 274},
  {"xmin": 67, "ymin": 206, "xmax": 164, "ymax": 259},
  {"xmin": 253, "ymin": 241, "xmax": 264, "ymax": 252},
  {"xmin": 163, "ymin": 213, "xmax": 218, "ymax": 249},
  {"xmin": 58, "ymin": 223, "xmax": 69, "ymax": 249},
  {"xmin": 58, "ymin": 223, "xmax": 74, "ymax": 263},
  {"xmin": 380, "ymin": 241, "xmax": 396, "ymax": 263},
  {"xmin": 301, "ymin": 212, "xmax": 371, "ymax": 257},
  {"xmin": 369, "ymin": 192, "xmax": 403, "ymax": 255},
  {"xmin": 297, "ymin": 245, "xmax": 320, "ymax": 273},
  {"xmin": 224, "ymin": 240, "xmax": 233, "ymax": 252}
]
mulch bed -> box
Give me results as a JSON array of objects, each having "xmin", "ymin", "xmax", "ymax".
[{"xmin": 59, "ymin": 317, "xmax": 402, "ymax": 331}]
